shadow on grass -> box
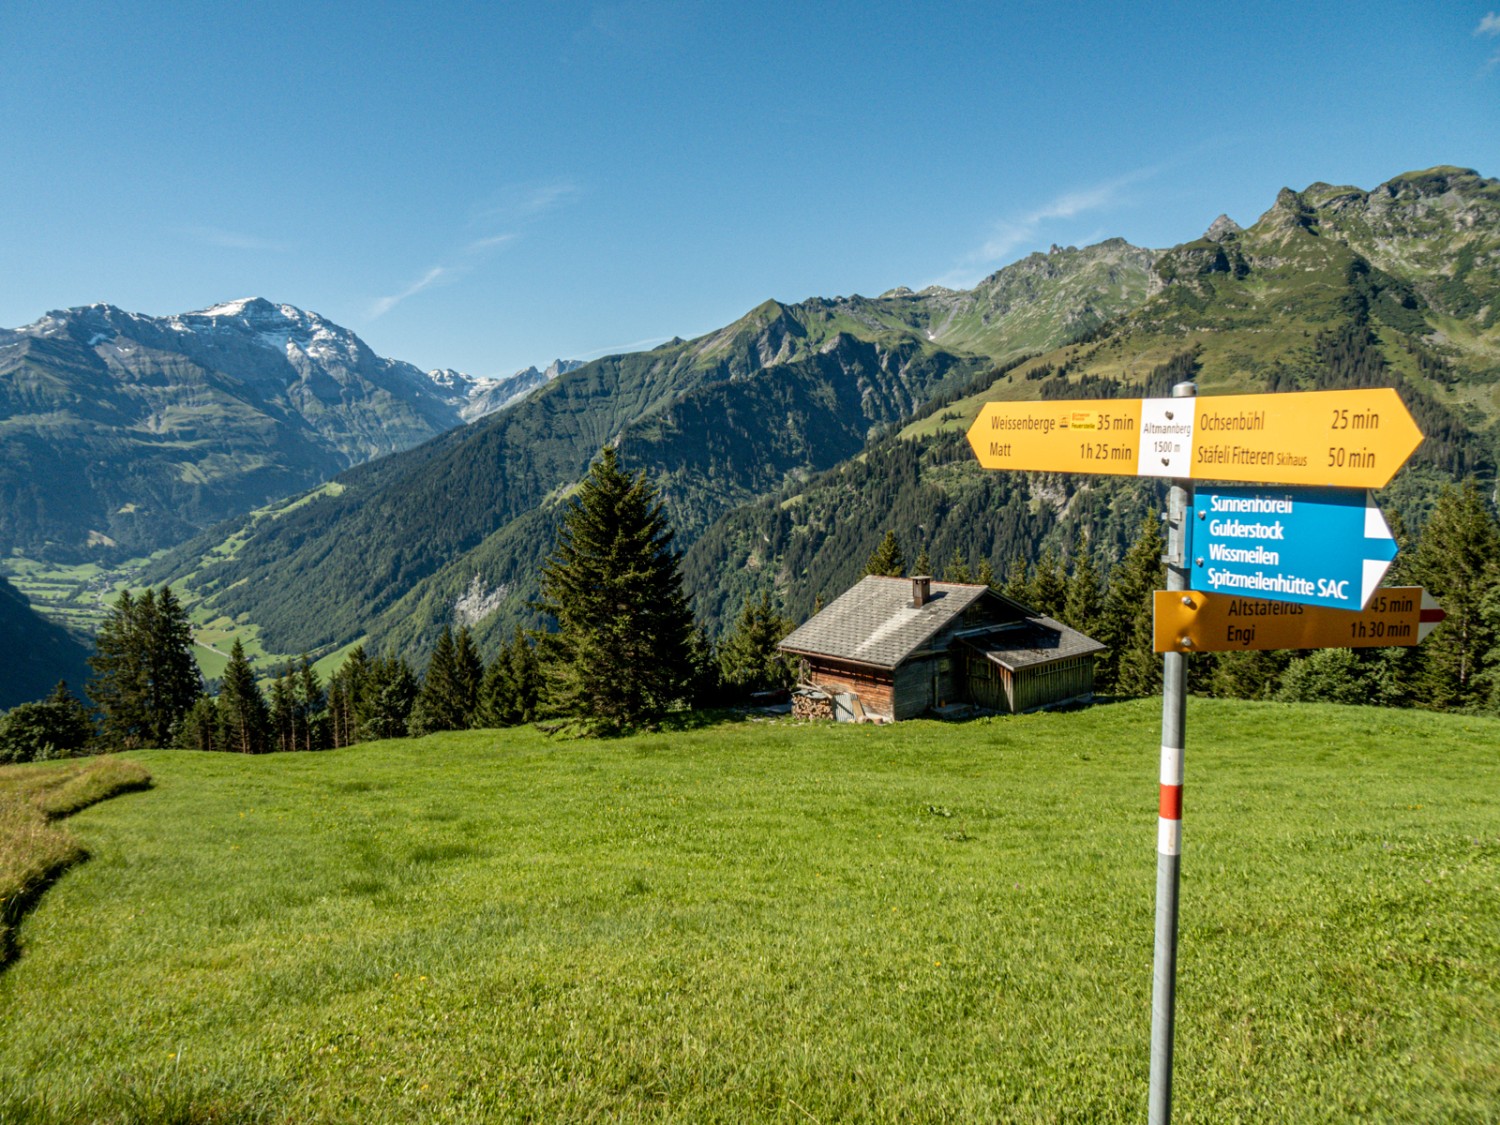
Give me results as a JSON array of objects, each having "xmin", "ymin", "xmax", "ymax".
[{"xmin": 532, "ymin": 706, "xmax": 764, "ymax": 739}]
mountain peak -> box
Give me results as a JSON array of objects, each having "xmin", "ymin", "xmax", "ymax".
[{"xmin": 1204, "ymin": 214, "xmax": 1243, "ymax": 242}]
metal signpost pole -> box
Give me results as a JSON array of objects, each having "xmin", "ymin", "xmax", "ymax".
[{"xmin": 1149, "ymin": 380, "xmax": 1195, "ymax": 1125}]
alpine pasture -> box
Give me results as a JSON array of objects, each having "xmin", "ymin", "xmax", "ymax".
[{"xmin": 1, "ymin": 699, "xmax": 1495, "ymax": 1123}]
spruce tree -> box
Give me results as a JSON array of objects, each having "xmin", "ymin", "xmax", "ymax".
[
  {"xmin": 1406, "ymin": 481, "xmax": 1500, "ymax": 709},
  {"xmin": 296, "ymin": 656, "xmax": 329, "ymax": 751},
  {"xmin": 479, "ymin": 627, "xmax": 545, "ymax": 728},
  {"xmin": 912, "ymin": 545, "xmax": 932, "ymax": 576},
  {"xmin": 1208, "ymin": 650, "xmax": 1290, "ymax": 701},
  {"xmin": 411, "ymin": 626, "xmax": 480, "ymax": 735},
  {"xmin": 89, "ymin": 590, "xmax": 145, "ymax": 746},
  {"xmin": 328, "ymin": 646, "xmax": 370, "ymax": 747},
  {"xmin": 1028, "ymin": 548, "xmax": 1068, "ymax": 618},
  {"xmin": 362, "ymin": 655, "xmax": 418, "ymax": 739},
  {"xmin": 218, "ymin": 639, "xmax": 269, "ymax": 754},
  {"xmin": 865, "ymin": 530, "xmax": 906, "ymax": 577},
  {"xmin": 1098, "ymin": 514, "xmax": 1165, "ymax": 696},
  {"xmin": 175, "ymin": 695, "xmax": 223, "ymax": 752},
  {"xmin": 943, "ymin": 551, "xmax": 972, "ymax": 583},
  {"xmin": 147, "ymin": 587, "xmax": 202, "ymax": 743},
  {"xmin": 1001, "ymin": 556, "xmax": 1030, "ymax": 604},
  {"xmin": 718, "ymin": 592, "xmax": 795, "ymax": 698},
  {"xmin": 269, "ymin": 669, "xmax": 296, "ymax": 753},
  {"xmin": 538, "ymin": 446, "xmax": 696, "ymax": 733},
  {"xmin": 88, "ymin": 585, "xmax": 201, "ymax": 749},
  {"xmin": 1061, "ymin": 540, "xmax": 1104, "ymax": 636},
  {"xmin": 976, "ymin": 558, "xmax": 996, "ymax": 589}
]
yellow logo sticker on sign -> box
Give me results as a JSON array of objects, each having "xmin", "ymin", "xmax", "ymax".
[{"xmin": 967, "ymin": 388, "xmax": 1423, "ymax": 488}]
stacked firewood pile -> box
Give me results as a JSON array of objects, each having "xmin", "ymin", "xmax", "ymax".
[{"xmin": 792, "ymin": 687, "xmax": 833, "ymax": 721}]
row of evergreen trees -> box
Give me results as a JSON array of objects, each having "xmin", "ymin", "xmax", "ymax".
[
  {"xmin": 862, "ymin": 478, "xmax": 1500, "ymax": 708},
  {"xmin": 10, "ymin": 448, "xmax": 793, "ymax": 758},
  {"xmin": 6, "ymin": 454, "xmax": 1497, "ymax": 763}
]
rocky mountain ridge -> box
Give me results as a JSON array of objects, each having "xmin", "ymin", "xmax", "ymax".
[{"xmin": 0, "ymin": 300, "xmax": 577, "ymax": 560}]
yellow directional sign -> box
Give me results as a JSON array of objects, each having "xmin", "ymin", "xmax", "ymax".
[
  {"xmin": 1152, "ymin": 587, "xmax": 1445, "ymax": 654},
  {"xmin": 967, "ymin": 388, "xmax": 1423, "ymax": 488}
]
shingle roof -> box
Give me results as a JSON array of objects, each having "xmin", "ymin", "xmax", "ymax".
[
  {"xmin": 778, "ymin": 576, "xmax": 997, "ymax": 669},
  {"xmin": 960, "ymin": 616, "xmax": 1106, "ymax": 672}
]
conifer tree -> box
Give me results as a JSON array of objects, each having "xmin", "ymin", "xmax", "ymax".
[
  {"xmin": 1001, "ymin": 556, "xmax": 1030, "ymax": 604},
  {"xmin": 976, "ymin": 558, "xmax": 996, "ymax": 589},
  {"xmin": 327, "ymin": 646, "xmax": 370, "ymax": 748},
  {"xmin": 269, "ymin": 669, "xmax": 296, "ymax": 753},
  {"xmin": 1208, "ymin": 650, "xmax": 1290, "ymax": 701},
  {"xmin": 1061, "ymin": 540, "xmax": 1104, "ymax": 636},
  {"xmin": 296, "ymin": 656, "xmax": 329, "ymax": 751},
  {"xmin": 1098, "ymin": 514, "xmax": 1165, "ymax": 696},
  {"xmin": 912, "ymin": 545, "xmax": 932, "ymax": 576},
  {"xmin": 865, "ymin": 530, "xmax": 906, "ymax": 577},
  {"xmin": 218, "ymin": 639, "xmax": 269, "ymax": 754},
  {"xmin": 717, "ymin": 592, "xmax": 795, "ymax": 698},
  {"xmin": 175, "ymin": 695, "xmax": 223, "ymax": 752},
  {"xmin": 361, "ymin": 655, "xmax": 418, "ymax": 739},
  {"xmin": 147, "ymin": 587, "xmax": 202, "ymax": 741},
  {"xmin": 943, "ymin": 551, "xmax": 972, "ymax": 583},
  {"xmin": 1028, "ymin": 548, "xmax": 1068, "ymax": 618},
  {"xmin": 410, "ymin": 626, "xmax": 477, "ymax": 735},
  {"xmin": 1407, "ymin": 481, "xmax": 1500, "ymax": 709},
  {"xmin": 538, "ymin": 446, "xmax": 696, "ymax": 733},
  {"xmin": 88, "ymin": 585, "xmax": 201, "ymax": 749},
  {"xmin": 478, "ymin": 627, "xmax": 545, "ymax": 727}
]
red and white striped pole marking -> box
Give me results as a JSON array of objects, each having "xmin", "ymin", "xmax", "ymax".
[
  {"xmin": 1149, "ymin": 382, "xmax": 1194, "ymax": 1125},
  {"xmin": 1158, "ymin": 752, "xmax": 1182, "ymax": 859}
]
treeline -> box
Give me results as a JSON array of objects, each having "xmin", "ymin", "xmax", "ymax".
[
  {"xmin": 1, "ymin": 450, "xmax": 799, "ymax": 761},
  {"xmin": 856, "ymin": 479, "xmax": 1500, "ymax": 709},
  {"xmin": 5, "ymin": 462, "xmax": 1497, "ymax": 763}
]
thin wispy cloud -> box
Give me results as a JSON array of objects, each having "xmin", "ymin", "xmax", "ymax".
[
  {"xmin": 369, "ymin": 267, "xmax": 451, "ymax": 318},
  {"xmin": 572, "ymin": 333, "xmax": 680, "ymax": 360},
  {"xmin": 179, "ymin": 226, "xmax": 291, "ymax": 252},
  {"xmin": 369, "ymin": 183, "xmax": 577, "ymax": 318},
  {"xmin": 368, "ymin": 230, "xmax": 526, "ymax": 318},
  {"xmin": 472, "ymin": 180, "xmax": 581, "ymax": 225},
  {"xmin": 929, "ymin": 167, "xmax": 1161, "ymax": 290},
  {"xmin": 1477, "ymin": 11, "xmax": 1500, "ymax": 70},
  {"xmin": 464, "ymin": 233, "xmax": 520, "ymax": 253}
]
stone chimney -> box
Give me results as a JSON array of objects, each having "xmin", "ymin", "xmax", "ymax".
[{"xmin": 912, "ymin": 575, "xmax": 932, "ymax": 608}]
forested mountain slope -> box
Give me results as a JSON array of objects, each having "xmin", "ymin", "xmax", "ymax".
[
  {"xmin": 146, "ymin": 245, "xmax": 1158, "ymax": 661},
  {"xmin": 153, "ymin": 168, "xmax": 1499, "ymax": 667},
  {"xmin": 0, "ymin": 576, "xmax": 91, "ymax": 709},
  {"xmin": 689, "ymin": 167, "xmax": 1500, "ymax": 638}
]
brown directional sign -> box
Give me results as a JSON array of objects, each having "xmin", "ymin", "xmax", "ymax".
[
  {"xmin": 967, "ymin": 387, "xmax": 1423, "ymax": 488},
  {"xmin": 1152, "ymin": 587, "xmax": 1445, "ymax": 654}
]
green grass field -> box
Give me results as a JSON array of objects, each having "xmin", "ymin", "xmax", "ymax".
[{"xmin": 1, "ymin": 700, "xmax": 1495, "ymax": 1123}]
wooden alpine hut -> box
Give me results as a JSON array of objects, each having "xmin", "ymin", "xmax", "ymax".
[{"xmin": 778, "ymin": 575, "xmax": 1104, "ymax": 722}]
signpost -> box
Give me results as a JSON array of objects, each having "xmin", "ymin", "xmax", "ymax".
[
  {"xmin": 966, "ymin": 387, "xmax": 1423, "ymax": 489},
  {"xmin": 1189, "ymin": 486, "xmax": 1399, "ymax": 611},
  {"xmin": 1153, "ymin": 587, "xmax": 1445, "ymax": 654},
  {"xmin": 961, "ymin": 382, "xmax": 1433, "ymax": 1125}
]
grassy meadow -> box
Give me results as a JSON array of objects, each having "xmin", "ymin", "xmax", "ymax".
[{"xmin": 0, "ymin": 699, "xmax": 1495, "ymax": 1123}]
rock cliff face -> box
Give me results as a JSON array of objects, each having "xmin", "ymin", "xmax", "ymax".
[
  {"xmin": 0, "ymin": 299, "xmax": 475, "ymax": 560},
  {"xmin": 1142, "ymin": 167, "xmax": 1500, "ymax": 344}
]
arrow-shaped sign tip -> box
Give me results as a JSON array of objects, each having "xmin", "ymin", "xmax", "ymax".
[{"xmin": 1419, "ymin": 591, "xmax": 1446, "ymax": 641}]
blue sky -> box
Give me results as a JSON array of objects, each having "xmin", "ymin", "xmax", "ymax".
[{"xmin": 2, "ymin": 2, "xmax": 1497, "ymax": 378}]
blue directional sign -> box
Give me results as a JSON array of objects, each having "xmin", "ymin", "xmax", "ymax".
[{"xmin": 1188, "ymin": 486, "xmax": 1398, "ymax": 611}]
